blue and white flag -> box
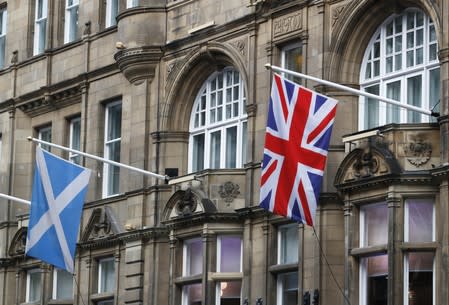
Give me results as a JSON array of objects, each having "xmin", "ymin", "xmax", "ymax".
[{"xmin": 26, "ymin": 146, "xmax": 91, "ymax": 273}]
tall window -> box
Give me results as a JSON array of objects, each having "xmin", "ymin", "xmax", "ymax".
[
  {"xmin": 0, "ymin": 7, "xmax": 7, "ymax": 69},
  {"xmin": 216, "ymin": 236, "xmax": 242, "ymax": 305},
  {"xmin": 64, "ymin": 0, "xmax": 79, "ymax": 43},
  {"xmin": 276, "ymin": 224, "xmax": 298, "ymax": 305},
  {"xmin": 404, "ymin": 199, "xmax": 434, "ymax": 305},
  {"xmin": 105, "ymin": 0, "xmax": 118, "ymax": 28},
  {"xmin": 98, "ymin": 257, "xmax": 115, "ymax": 294},
  {"xmin": 103, "ymin": 101, "xmax": 121, "ymax": 197},
  {"xmin": 189, "ymin": 68, "xmax": 247, "ymax": 172},
  {"xmin": 38, "ymin": 125, "xmax": 52, "ymax": 152},
  {"xmin": 26, "ymin": 269, "xmax": 41, "ymax": 303},
  {"xmin": 281, "ymin": 42, "xmax": 303, "ymax": 84},
  {"xmin": 360, "ymin": 8, "xmax": 439, "ymax": 129},
  {"xmin": 126, "ymin": 0, "xmax": 139, "ymax": 8},
  {"xmin": 52, "ymin": 269, "xmax": 73, "ymax": 300},
  {"xmin": 33, "ymin": 0, "xmax": 48, "ymax": 55},
  {"xmin": 69, "ymin": 116, "xmax": 81, "ymax": 164},
  {"xmin": 359, "ymin": 203, "xmax": 388, "ymax": 305},
  {"xmin": 182, "ymin": 238, "xmax": 203, "ymax": 305}
]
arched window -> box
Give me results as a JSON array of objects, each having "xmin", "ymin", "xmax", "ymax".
[
  {"xmin": 189, "ymin": 67, "xmax": 247, "ymax": 173},
  {"xmin": 359, "ymin": 8, "xmax": 439, "ymax": 130}
]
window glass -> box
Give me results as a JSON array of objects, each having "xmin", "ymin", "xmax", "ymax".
[
  {"xmin": 281, "ymin": 42, "xmax": 303, "ymax": 84},
  {"xmin": 362, "ymin": 255, "xmax": 388, "ymax": 305},
  {"xmin": 106, "ymin": 0, "xmax": 118, "ymax": 27},
  {"xmin": 53, "ymin": 269, "xmax": 73, "ymax": 299},
  {"xmin": 26, "ymin": 269, "xmax": 41, "ymax": 303},
  {"xmin": 64, "ymin": 0, "xmax": 79, "ymax": 43},
  {"xmin": 361, "ymin": 203, "xmax": 388, "ymax": 247},
  {"xmin": 34, "ymin": 0, "xmax": 48, "ymax": 55},
  {"xmin": 98, "ymin": 258, "xmax": 115, "ymax": 293},
  {"xmin": 38, "ymin": 126, "xmax": 52, "ymax": 152},
  {"xmin": 359, "ymin": 8, "xmax": 439, "ymax": 129},
  {"xmin": 69, "ymin": 117, "xmax": 81, "ymax": 164},
  {"xmin": 278, "ymin": 224, "xmax": 298, "ymax": 264},
  {"xmin": 406, "ymin": 199, "xmax": 434, "ymax": 242},
  {"xmin": 0, "ymin": 8, "xmax": 7, "ymax": 69},
  {"xmin": 103, "ymin": 101, "xmax": 121, "ymax": 197},
  {"xmin": 218, "ymin": 236, "xmax": 241, "ymax": 272},
  {"xmin": 277, "ymin": 272, "xmax": 298, "ymax": 305},
  {"xmin": 429, "ymin": 68, "xmax": 440, "ymax": 122},
  {"xmin": 406, "ymin": 252, "xmax": 433, "ymax": 305},
  {"xmin": 184, "ymin": 238, "xmax": 203, "ymax": 276},
  {"xmin": 127, "ymin": 0, "xmax": 139, "ymax": 8},
  {"xmin": 189, "ymin": 68, "xmax": 247, "ymax": 172},
  {"xmin": 216, "ymin": 281, "xmax": 241, "ymax": 305},
  {"xmin": 183, "ymin": 283, "xmax": 202, "ymax": 305}
]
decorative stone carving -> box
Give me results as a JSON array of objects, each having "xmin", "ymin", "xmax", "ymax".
[
  {"xmin": 219, "ymin": 181, "xmax": 240, "ymax": 203},
  {"xmin": 273, "ymin": 12, "xmax": 302, "ymax": 37},
  {"xmin": 403, "ymin": 139, "xmax": 432, "ymax": 167},
  {"xmin": 230, "ymin": 39, "xmax": 247, "ymax": 56},
  {"xmin": 332, "ymin": 5, "xmax": 346, "ymax": 27},
  {"xmin": 175, "ymin": 188, "xmax": 198, "ymax": 216},
  {"xmin": 81, "ymin": 207, "xmax": 124, "ymax": 241},
  {"xmin": 8, "ymin": 227, "xmax": 27, "ymax": 257},
  {"xmin": 352, "ymin": 147, "xmax": 379, "ymax": 178}
]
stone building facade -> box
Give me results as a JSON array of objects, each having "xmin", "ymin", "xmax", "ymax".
[{"xmin": 0, "ymin": 0, "xmax": 448, "ymax": 305}]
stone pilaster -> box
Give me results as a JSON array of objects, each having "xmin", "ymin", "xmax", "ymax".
[{"xmin": 387, "ymin": 194, "xmax": 401, "ymax": 305}]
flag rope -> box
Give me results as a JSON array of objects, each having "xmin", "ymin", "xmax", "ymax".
[
  {"xmin": 73, "ymin": 274, "xmax": 87, "ymax": 305},
  {"xmin": 312, "ymin": 226, "xmax": 352, "ymax": 305},
  {"xmin": 265, "ymin": 64, "xmax": 439, "ymax": 118},
  {"xmin": 28, "ymin": 137, "xmax": 168, "ymax": 182}
]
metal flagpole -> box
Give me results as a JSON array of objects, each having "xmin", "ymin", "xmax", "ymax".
[
  {"xmin": 0, "ymin": 193, "xmax": 31, "ymax": 205},
  {"xmin": 265, "ymin": 64, "xmax": 439, "ymax": 118},
  {"xmin": 28, "ymin": 137, "xmax": 169, "ymax": 182}
]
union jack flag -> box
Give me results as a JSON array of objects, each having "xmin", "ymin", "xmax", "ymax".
[{"xmin": 260, "ymin": 74, "xmax": 338, "ymax": 226}]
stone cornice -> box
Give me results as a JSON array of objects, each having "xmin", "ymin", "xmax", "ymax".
[{"xmin": 162, "ymin": 212, "xmax": 243, "ymax": 229}]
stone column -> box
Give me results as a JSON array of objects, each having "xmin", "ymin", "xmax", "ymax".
[{"xmin": 387, "ymin": 194, "xmax": 401, "ymax": 305}]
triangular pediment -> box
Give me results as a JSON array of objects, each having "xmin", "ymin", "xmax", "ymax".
[{"xmin": 81, "ymin": 207, "xmax": 124, "ymax": 242}]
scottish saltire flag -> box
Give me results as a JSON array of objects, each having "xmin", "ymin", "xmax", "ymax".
[
  {"xmin": 26, "ymin": 146, "xmax": 91, "ymax": 273},
  {"xmin": 260, "ymin": 74, "xmax": 338, "ymax": 226}
]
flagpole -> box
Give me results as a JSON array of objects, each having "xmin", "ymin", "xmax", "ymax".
[
  {"xmin": 27, "ymin": 137, "xmax": 168, "ymax": 182},
  {"xmin": 0, "ymin": 193, "xmax": 31, "ymax": 205},
  {"xmin": 265, "ymin": 64, "xmax": 439, "ymax": 117}
]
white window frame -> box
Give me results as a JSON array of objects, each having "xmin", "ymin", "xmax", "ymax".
[
  {"xmin": 64, "ymin": 0, "xmax": 79, "ymax": 43},
  {"xmin": 33, "ymin": 0, "xmax": 48, "ymax": 55},
  {"xmin": 98, "ymin": 257, "xmax": 115, "ymax": 294},
  {"xmin": 404, "ymin": 199, "xmax": 435, "ymax": 242},
  {"xmin": 126, "ymin": 0, "xmax": 139, "ymax": 8},
  {"xmin": 26, "ymin": 268, "xmax": 41, "ymax": 303},
  {"xmin": 403, "ymin": 252, "xmax": 435, "ymax": 305},
  {"xmin": 359, "ymin": 255, "xmax": 388, "ymax": 305},
  {"xmin": 217, "ymin": 235, "xmax": 243, "ymax": 273},
  {"xmin": 359, "ymin": 8, "xmax": 439, "ymax": 130},
  {"xmin": 275, "ymin": 271, "xmax": 298, "ymax": 305},
  {"xmin": 0, "ymin": 7, "xmax": 7, "ymax": 69},
  {"xmin": 102, "ymin": 101, "xmax": 121, "ymax": 198},
  {"xmin": 215, "ymin": 281, "xmax": 242, "ymax": 305},
  {"xmin": 38, "ymin": 125, "xmax": 52, "ymax": 151},
  {"xmin": 182, "ymin": 237, "xmax": 203, "ymax": 277},
  {"xmin": 280, "ymin": 42, "xmax": 303, "ymax": 83},
  {"xmin": 52, "ymin": 268, "xmax": 73, "ymax": 300},
  {"xmin": 277, "ymin": 223, "xmax": 298, "ymax": 265},
  {"xmin": 69, "ymin": 116, "xmax": 81, "ymax": 164},
  {"xmin": 188, "ymin": 68, "xmax": 247, "ymax": 173},
  {"xmin": 105, "ymin": 0, "xmax": 118, "ymax": 28}
]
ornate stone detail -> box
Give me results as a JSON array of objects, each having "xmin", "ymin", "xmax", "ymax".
[
  {"xmin": 175, "ymin": 188, "xmax": 198, "ymax": 216},
  {"xmin": 8, "ymin": 227, "xmax": 27, "ymax": 257},
  {"xmin": 81, "ymin": 207, "xmax": 124, "ymax": 241},
  {"xmin": 352, "ymin": 148, "xmax": 380, "ymax": 178},
  {"xmin": 219, "ymin": 181, "xmax": 240, "ymax": 203},
  {"xmin": 332, "ymin": 5, "xmax": 345, "ymax": 27},
  {"xmin": 230, "ymin": 39, "xmax": 247, "ymax": 56},
  {"xmin": 403, "ymin": 139, "xmax": 432, "ymax": 167},
  {"xmin": 273, "ymin": 12, "xmax": 302, "ymax": 37}
]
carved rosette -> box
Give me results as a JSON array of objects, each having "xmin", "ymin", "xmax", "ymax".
[
  {"xmin": 403, "ymin": 140, "xmax": 432, "ymax": 167},
  {"xmin": 219, "ymin": 181, "xmax": 240, "ymax": 203}
]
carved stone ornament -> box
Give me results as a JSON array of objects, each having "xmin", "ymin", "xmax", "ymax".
[
  {"xmin": 352, "ymin": 148, "xmax": 379, "ymax": 178},
  {"xmin": 175, "ymin": 188, "xmax": 198, "ymax": 216},
  {"xmin": 81, "ymin": 207, "xmax": 124, "ymax": 241},
  {"xmin": 332, "ymin": 5, "xmax": 345, "ymax": 27},
  {"xmin": 8, "ymin": 227, "xmax": 27, "ymax": 257},
  {"xmin": 219, "ymin": 181, "xmax": 240, "ymax": 203},
  {"xmin": 403, "ymin": 140, "xmax": 432, "ymax": 167},
  {"xmin": 230, "ymin": 39, "xmax": 247, "ymax": 56}
]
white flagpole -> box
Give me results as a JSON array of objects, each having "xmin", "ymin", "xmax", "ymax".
[
  {"xmin": 265, "ymin": 64, "xmax": 439, "ymax": 117},
  {"xmin": 28, "ymin": 137, "xmax": 168, "ymax": 182},
  {"xmin": 0, "ymin": 193, "xmax": 31, "ymax": 205}
]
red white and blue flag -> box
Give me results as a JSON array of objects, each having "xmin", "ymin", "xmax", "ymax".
[{"xmin": 260, "ymin": 74, "xmax": 338, "ymax": 226}]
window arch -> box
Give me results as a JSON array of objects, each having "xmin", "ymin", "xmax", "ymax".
[
  {"xmin": 359, "ymin": 8, "xmax": 439, "ymax": 130},
  {"xmin": 189, "ymin": 67, "xmax": 247, "ymax": 173}
]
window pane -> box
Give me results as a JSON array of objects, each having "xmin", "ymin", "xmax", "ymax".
[
  {"xmin": 210, "ymin": 131, "xmax": 221, "ymax": 169},
  {"xmin": 282, "ymin": 43, "xmax": 302, "ymax": 84},
  {"xmin": 183, "ymin": 283, "xmax": 202, "ymax": 305},
  {"xmin": 107, "ymin": 103, "xmax": 122, "ymax": 141},
  {"xmin": 28, "ymin": 270, "xmax": 41, "ymax": 302},
  {"xmin": 386, "ymin": 81, "xmax": 401, "ymax": 124},
  {"xmin": 218, "ymin": 281, "xmax": 241, "ymax": 305},
  {"xmin": 55, "ymin": 269, "xmax": 73, "ymax": 299},
  {"xmin": 278, "ymin": 272, "xmax": 298, "ymax": 305},
  {"xmin": 68, "ymin": 6, "xmax": 78, "ymax": 42},
  {"xmin": 279, "ymin": 224, "xmax": 298, "ymax": 264},
  {"xmin": 429, "ymin": 68, "xmax": 440, "ymax": 121},
  {"xmin": 406, "ymin": 199, "xmax": 433, "ymax": 242},
  {"xmin": 225, "ymin": 127, "xmax": 237, "ymax": 168},
  {"xmin": 407, "ymin": 252, "xmax": 433, "ymax": 305},
  {"xmin": 185, "ymin": 238, "xmax": 203, "ymax": 276},
  {"xmin": 106, "ymin": 141, "xmax": 120, "ymax": 196},
  {"xmin": 99, "ymin": 259, "xmax": 115, "ymax": 293},
  {"xmin": 364, "ymin": 85, "xmax": 379, "ymax": 129},
  {"xmin": 39, "ymin": 127, "xmax": 52, "ymax": 152},
  {"xmin": 192, "ymin": 134, "xmax": 205, "ymax": 172},
  {"xmin": 219, "ymin": 236, "xmax": 241, "ymax": 272},
  {"xmin": 407, "ymin": 75, "xmax": 422, "ymax": 123},
  {"xmin": 242, "ymin": 122, "xmax": 247, "ymax": 167},
  {"xmin": 362, "ymin": 203, "xmax": 388, "ymax": 247},
  {"xmin": 38, "ymin": 19, "xmax": 47, "ymax": 53},
  {"xmin": 364, "ymin": 255, "xmax": 388, "ymax": 305}
]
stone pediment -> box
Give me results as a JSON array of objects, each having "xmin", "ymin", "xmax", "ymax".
[
  {"xmin": 334, "ymin": 145, "xmax": 401, "ymax": 187},
  {"xmin": 8, "ymin": 227, "xmax": 27, "ymax": 257},
  {"xmin": 81, "ymin": 207, "xmax": 124, "ymax": 242}
]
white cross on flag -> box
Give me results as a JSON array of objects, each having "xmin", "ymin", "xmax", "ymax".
[{"xmin": 26, "ymin": 146, "xmax": 91, "ymax": 273}]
